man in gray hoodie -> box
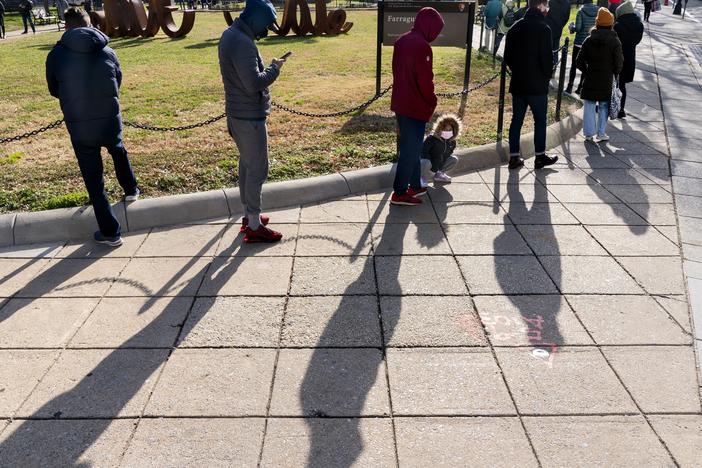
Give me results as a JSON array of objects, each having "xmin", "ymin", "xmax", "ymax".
[{"xmin": 218, "ymin": 0, "xmax": 285, "ymax": 243}]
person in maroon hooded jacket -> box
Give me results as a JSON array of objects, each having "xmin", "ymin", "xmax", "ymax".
[{"xmin": 390, "ymin": 7, "xmax": 445, "ymax": 206}]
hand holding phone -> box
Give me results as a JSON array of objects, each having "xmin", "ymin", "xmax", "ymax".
[{"xmin": 281, "ymin": 51, "xmax": 293, "ymax": 60}]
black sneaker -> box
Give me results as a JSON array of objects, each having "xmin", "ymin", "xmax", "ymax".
[
  {"xmin": 508, "ymin": 156, "xmax": 525, "ymax": 170},
  {"xmin": 564, "ymin": 85, "xmax": 573, "ymax": 95},
  {"xmin": 534, "ymin": 154, "xmax": 559, "ymax": 170},
  {"xmin": 575, "ymin": 87, "xmax": 582, "ymax": 95},
  {"xmin": 94, "ymin": 231, "xmax": 123, "ymax": 247},
  {"xmin": 617, "ymin": 110, "xmax": 627, "ymax": 119}
]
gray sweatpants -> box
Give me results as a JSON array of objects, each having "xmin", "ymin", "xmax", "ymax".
[{"xmin": 228, "ymin": 117, "xmax": 269, "ymax": 230}]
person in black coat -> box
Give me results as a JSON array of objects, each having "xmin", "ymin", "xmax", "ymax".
[
  {"xmin": 46, "ymin": 7, "xmax": 139, "ymax": 246},
  {"xmin": 18, "ymin": 0, "xmax": 35, "ymax": 34},
  {"xmin": 504, "ymin": 0, "xmax": 559, "ymax": 170},
  {"xmin": 577, "ymin": 7, "xmax": 624, "ymax": 141},
  {"xmin": 614, "ymin": 1, "xmax": 644, "ymax": 118},
  {"xmin": 545, "ymin": 0, "xmax": 572, "ymax": 53}
]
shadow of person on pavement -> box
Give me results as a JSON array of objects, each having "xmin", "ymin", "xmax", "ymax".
[
  {"xmin": 0, "ymin": 223, "xmax": 278, "ymax": 465},
  {"xmin": 300, "ymin": 196, "xmax": 418, "ymax": 468},
  {"xmin": 493, "ymin": 169, "xmax": 564, "ymax": 353}
]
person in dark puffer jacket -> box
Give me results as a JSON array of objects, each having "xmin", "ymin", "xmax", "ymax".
[
  {"xmin": 566, "ymin": 0, "xmax": 599, "ymax": 95},
  {"xmin": 577, "ymin": 7, "xmax": 624, "ymax": 142},
  {"xmin": 420, "ymin": 114, "xmax": 462, "ymax": 185},
  {"xmin": 545, "ymin": 0, "xmax": 571, "ymax": 53},
  {"xmin": 46, "ymin": 7, "xmax": 138, "ymax": 247},
  {"xmin": 614, "ymin": 1, "xmax": 644, "ymax": 118}
]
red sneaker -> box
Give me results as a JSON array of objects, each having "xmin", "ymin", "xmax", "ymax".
[
  {"xmin": 407, "ymin": 187, "xmax": 428, "ymax": 197},
  {"xmin": 390, "ymin": 192, "xmax": 422, "ymax": 206},
  {"xmin": 240, "ymin": 214, "xmax": 270, "ymax": 233},
  {"xmin": 243, "ymin": 225, "xmax": 283, "ymax": 243}
]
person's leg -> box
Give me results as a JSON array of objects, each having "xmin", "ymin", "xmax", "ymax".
[
  {"xmin": 529, "ymin": 94, "xmax": 548, "ymax": 156},
  {"xmin": 72, "ymin": 139, "xmax": 121, "ymax": 237},
  {"xmin": 583, "ymin": 100, "xmax": 596, "ymax": 137},
  {"xmin": 0, "ymin": 14, "xmax": 5, "ymax": 38},
  {"xmin": 508, "ymin": 94, "xmax": 528, "ymax": 157},
  {"xmin": 230, "ymin": 118, "xmax": 269, "ymax": 230},
  {"xmin": 619, "ymin": 80, "xmax": 627, "ymax": 114},
  {"xmin": 597, "ymin": 100, "xmax": 609, "ymax": 136},
  {"xmin": 393, "ymin": 115, "xmax": 425, "ymax": 194},
  {"xmin": 27, "ymin": 13, "xmax": 35, "ymax": 33},
  {"xmin": 22, "ymin": 13, "xmax": 28, "ymax": 33},
  {"xmin": 441, "ymin": 155, "xmax": 459, "ymax": 173},
  {"xmin": 494, "ymin": 33, "xmax": 504, "ymax": 59},
  {"xmin": 567, "ymin": 45, "xmax": 581, "ymax": 92},
  {"xmin": 105, "ymin": 135, "xmax": 138, "ymax": 195}
]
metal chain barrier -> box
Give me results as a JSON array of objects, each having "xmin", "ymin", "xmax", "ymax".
[
  {"xmin": 436, "ymin": 72, "xmax": 501, "ymax": 97},
  {"xmin": 123, "ymin": 113, "xmax": 227, "ymax": 132},
  {"xmin": 271, "ymin": 85, "xmax": 392, "ymax": 118},
  {"xmin": 0, "ymin": 120, "xmax": 65, "ymax": 144}
]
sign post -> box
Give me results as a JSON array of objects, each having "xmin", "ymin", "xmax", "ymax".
[{"xmin": 376, "ymin": 1, "xmax": 476, "ymax": 96}]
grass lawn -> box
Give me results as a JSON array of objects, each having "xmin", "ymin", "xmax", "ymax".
[{"xmin": 0, "ymin": 9, "xmax": 579, "ymax": 212}]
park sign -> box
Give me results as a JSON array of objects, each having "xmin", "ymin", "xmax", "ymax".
[{"xmin": 382, "ymin": 1, "xmax": 473, "ymax": 48}]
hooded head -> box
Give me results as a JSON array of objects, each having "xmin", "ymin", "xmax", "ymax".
[
  {"xmin": 60, "ymin": 27, "xmax": 108, "ymax": 54},
  {"xmin": 413, "ymin": 7, "xmax": 444, "ymax": 43},
  {"xmin": 239, "ymin": 0, "xmax": 277, "ymax": 40},
  {"xmin": 616, "ymin": 0, "xmax": 635, "ymax": 17},
  {"xmin": 596, "ymin": 7, "xmax": 614, "ymax": 27},
  {"xmin": 582, "ymin": 0, "xmax": 593, "ymax": 3},
  {"xmin": 505, "ymin": 0, "xmax": 515, "ymax": 9},
  {"xmin": 432, "ymin": 114, "xmax": 463, "ymax": 140}
]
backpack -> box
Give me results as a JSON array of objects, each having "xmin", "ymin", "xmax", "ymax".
[{"xmin": 503, "ymin": 6, "xmax": 517, "ymax": 27}]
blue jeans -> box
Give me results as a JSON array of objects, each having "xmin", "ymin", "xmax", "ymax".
[
  {"xmin": 70, "ymin": 131, "xmax": 137, "ymax": 238},
  {"xmin": 583, "ymin": 100, "xmax": 609, "ymax": 137},
  {"xmin": 508, "ymin": 94, "xmax": 548, "ymax": 156},
  {"xmin": 394, "ymin": 114, "xmax": 426, "ymax": 195},
  {"xmin": 22, "ymin": 13, "xmax": 35, "ymax": 33}
]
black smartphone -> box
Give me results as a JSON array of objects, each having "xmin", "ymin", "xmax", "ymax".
[{"xmin": 281, "ymin": 51, "xmax": 293, "ymax": 60}]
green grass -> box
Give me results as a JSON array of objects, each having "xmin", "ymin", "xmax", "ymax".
[{"xmin": 0, "ymin": 9, "xmax": 579, "ymax": 212}]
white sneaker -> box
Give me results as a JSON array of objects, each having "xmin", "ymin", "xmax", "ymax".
[
  {"xmin": 597, "ymin": 134, "xmax": 610, "ymax": 142},
  {"xmin": 420, "ymin": 176, "xmax": 429, "ymax": 188},
  {"xmin": 434, "ymin": 171, "xmax": 452, "ymax": 183},
  {"xmin": 584, "ymin": 135, "xmax": 595, "ymax": 142},
  {"xmin": 124, "ymin": 188, "xmax": 140, "ymax": 202}
]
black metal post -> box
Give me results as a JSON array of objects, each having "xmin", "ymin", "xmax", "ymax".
[
  {"xmin": 496, "ymin": 59, "xmax": 507, "ymax": 143},
  {"xmin": 464, "ymin": 1, "xmax": 476, "ymax": 91},
  {"xmin": 555, "ymin": 37, "xmax": 569, "ymax": 120},
  {"xmin": 376, "ymin": 0, "xmax": 384, "ymax": 97},
  {"xmin": 478, "ymin": 9, "xmax": 484, "ymax": 53}
]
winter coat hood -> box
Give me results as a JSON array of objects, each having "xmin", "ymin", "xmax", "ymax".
[
  {"xmin": 413, "ymin": 7, "xmax": 444, "ymax": 43},
  {"xmin": 582, "ymin": 3, "xmax": 599, "ymax": 17},
  {"xmin": 239, "ymin": 0, "xmax": 277, "ymax": 38},
  {"xmin": 431, "ymin": 114, "xmax": 462, "ymax": 139},
  {"xmin": 616, "ymin": 0, "xmax": 635, "ymax": 17},
  {"xmin": 589, "ymin": 27, "xmax": 619, "ymax": 45},
  {"xmin": 60, "ymin": 27, "xmax": 109, "ymax": 54}
]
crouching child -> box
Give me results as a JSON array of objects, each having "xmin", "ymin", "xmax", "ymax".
[{"xmin": 421, "ymin": 114, "xmax": 462, "ymax": 184}]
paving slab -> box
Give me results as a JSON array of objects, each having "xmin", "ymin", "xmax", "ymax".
[
  {"xmin": 585, "ymin": 225, "xmax": 679, "ymax": 256},
  {"xmin": 524, "ymin": 416, "xmax": 674, "ymax": 467},
  {"xmin": 545, "ymin": 184, "xmax": 620, "ymax": 204},
  {"xmin": 380, "ymin": 295, "xmax": 487, "ymax": 347},
  {"xmin": 0, "ymin": 350, "xmax": 59, "ymax": 417},
  {"xmin": 270, "ymin": 348, "xmax": 390, "ymax": 417},
  {"xmin": 108, "ymin": 257, "xmax": 211, "ymax": 297},
  {"xmin": 134, "ymin": 224, "xmax": 225, "ymax": 258},
  {"xmin": 0, "ymin": 419, "xmax": 136, "ymax": 467},
  {"xmin": 654, "ymin": 295, "xmax": 693, "ymax": 334},
  {"xmin": 444, "ymin": 224, "xmax": 530, "ymax": 255},
  {"xmin": 0, "ymin": 298, "xmax": 98, "ymax": 348},
  {"xmin": 516, "ymin": 225, "xmax": 608, "ymax": 256},
  {"xmin": 261, "ymin": 418, "xmax": 396, "ymax": 468},
  {"xmin": 395, "ymin": 417, "xmax": 538, "ymax": 468},
  {"xmin": 145, "ymin": 349, "xmax": 275, "ymax": 416},
  {"xmin": 291, "ymin": 256, "xmax": 374, "ymax": 295},
  {"xmin": 201, "ymin": 256, "xmax": 293, "ymax": 296},
  {"xmin": 16, "ymin": 258, "xmax": 130, "ymax": 298},
  {"xmin": 300, "ymin": 200, "xmax": 370, "ymax": 223},
  {"xmin": 539, "ymin": 255, "xmax": 644, "ymax": 294},
  {"xmin": 428, "ymin": 183, "xmax": 496, "ymax": 202},
  {"xmin": 372, "ymin": 222, "xmax": 451, "ymax": 255},
  {"xmin": 584, "ymin": 168, "xmax": 662, "ymax": 185},
  {"xmin": 0, "ymin": 243, "xmax": 63, "ymax": 259},
  {"xmin": 368, "ymin": 200, "xmax": 440, "ymax": 224},
  {"xmin": 387, "ymin": 348, "xmax": 515, "ymax": 415},
  {"xmin": 490, "ymin": 183, "xmax": 551, "ymax": 203},
  {"xmin": 0, "ymin": 259, "xmax": 49, "ymax": 298},
  {"xmin": 281, "ymin": 295, "xmax": 382, "ymax": 347},
  {"xmin": 649, "ymin": 415, "xmax": 702, "ymax": 467},
  {"xmin": 436, "ymin": 201, "xmax": 506, "ymax": 225},
  {"xmin": 629, "ymin": 203, "xmax": 679, "ymax": 226},
  {"xmin": 179, "ymin": 296, "xmax": 284, "ymax": 348},
  {"xmin": 458, "ymin": 255, "xmax": 558, "ymax": 295},
  {"xmin": 617, "ymin": 255, "xmax": 686, "ymax": 295},
  {"xmin": 17, "ymin": 349, "xmax": 169, "ymax": 418},
  {"xmin": 376, "ymin": 255, "xmax": 468, "ymax": 295},
  {"xmin": 70, "ymin": 297, "xmax": 192, "ymax": 348},
  {"xmin": 122, "ymin": 418, "xmax": 264, "ymax": 467},
  {"xmin": 296, "ymin": 223, "xmax": 372, "ymax": 256},
  {"xmin": 502, "ymin": 202, "xmax": 580, "ymax": 225},
  {"xmin": 564, "ymin": 202, "xmax": 648, "ymax": 226},
  {"xmin": 602, "ymin": 346, "xmax": 701, "ymax": 413},
  {"xmin": 56, "ymin": 232, "xmax": 148, "ymax": 259},
  {"xmin": 603, "ymin": 183, "xmax": 675, "ymax": 204},
  {"xmin": 217, "ymin": 223, "xmax": 298, "ymax": 257},
  {"xmin": 568, "ymin": 295, "xmax": 690, "ymax": 345},
  {"xmin": 495, "ymin": 347, "xmax": 637, "ymax": 415},
  {"xmin": 474, "ymin": 295, "xmax": 593, "ymax": 346}
]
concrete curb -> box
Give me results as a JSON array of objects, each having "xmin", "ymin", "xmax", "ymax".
[{"xmin": 1, "ymin": 109, "xmax": 583, "ymax": 247}]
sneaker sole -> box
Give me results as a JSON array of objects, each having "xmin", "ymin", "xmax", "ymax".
[
  {"xmin": 412, "ymin": 192, "xmax": 428, "ymax": 197},
  {"xmin": 124, "ymin": 196, "xmax": 139, "ymax": 202},
  {"xmin": 243, "ymin": 237, "xmax": 282, "ymax": 243},
  {"xmin": 535, "ymin": 160, "xmax": 559, "ymax": 170},
  {"xmin": 96, "ymin": 239, "xmax": 123, "ymax": 247},
  {"xmin": 390, "ymin": 200, "xmax": 422, "ymax": 206}
]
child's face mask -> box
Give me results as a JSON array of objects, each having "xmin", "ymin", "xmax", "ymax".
[{"xmin": 441, "ymin": 130, "xmax": 454, "ymax": 140}]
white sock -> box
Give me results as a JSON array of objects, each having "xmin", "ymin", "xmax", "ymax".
[{"xmin": 248, "ymin": 214, "xmax": 261, "ymax": 230}]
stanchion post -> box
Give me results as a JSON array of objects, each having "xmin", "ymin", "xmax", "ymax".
[
  {"xmin": 496, "ymin": 59, "xmax": 507, "ymax": 143},
  {"xmin": 555, "ymin": 37, "xmax": 569, "ymax": 120},
  {"xmin": 479, "ymin": 8, "xmax": 484, "ymax": 52},
  {"xmin": 376, "ymin": 0, "xmax": 384, "ymax": 97},
  {"xmin": 464, "ymin": 1, "xmax": 476, "ymax": 91}
]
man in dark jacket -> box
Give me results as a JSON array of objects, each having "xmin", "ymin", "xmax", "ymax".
[
  {"xmin": 566, "ymin": 0, "xmax": 598, "ymax": 94},
  {"xmin": 614, "ymin": 1, "xmax": 643, "ymax": 118},
  {"xmin": 18, "ymin": 0, "xmax": 35, "ymax": 34},
  {"xmin": 46, "ymin": 7, "xmax": 138, "ymax": 247},
  {"xmin": 390, "ymin": 7, "xmax": 444, "ymax": 206},
  {"xmin": 545, "ymin": 0, "xmax": 571, "ymax": 54},
  {"xmin": 219, "ymin": 0, "xmax": 285, "ymax": 242},
  {"xmin": 504, "ymin": 0, "xmax": 559, "ymax": 170}
]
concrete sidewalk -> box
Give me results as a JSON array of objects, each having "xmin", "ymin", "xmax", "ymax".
[{"xmin": 1, "ymin": 7, "xmax": 701, "ymax": 467}]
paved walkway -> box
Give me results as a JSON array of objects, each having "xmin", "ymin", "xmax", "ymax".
[{"xmin": 1, "ymin": 5, "xmax": 701, "ymax": 467}]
